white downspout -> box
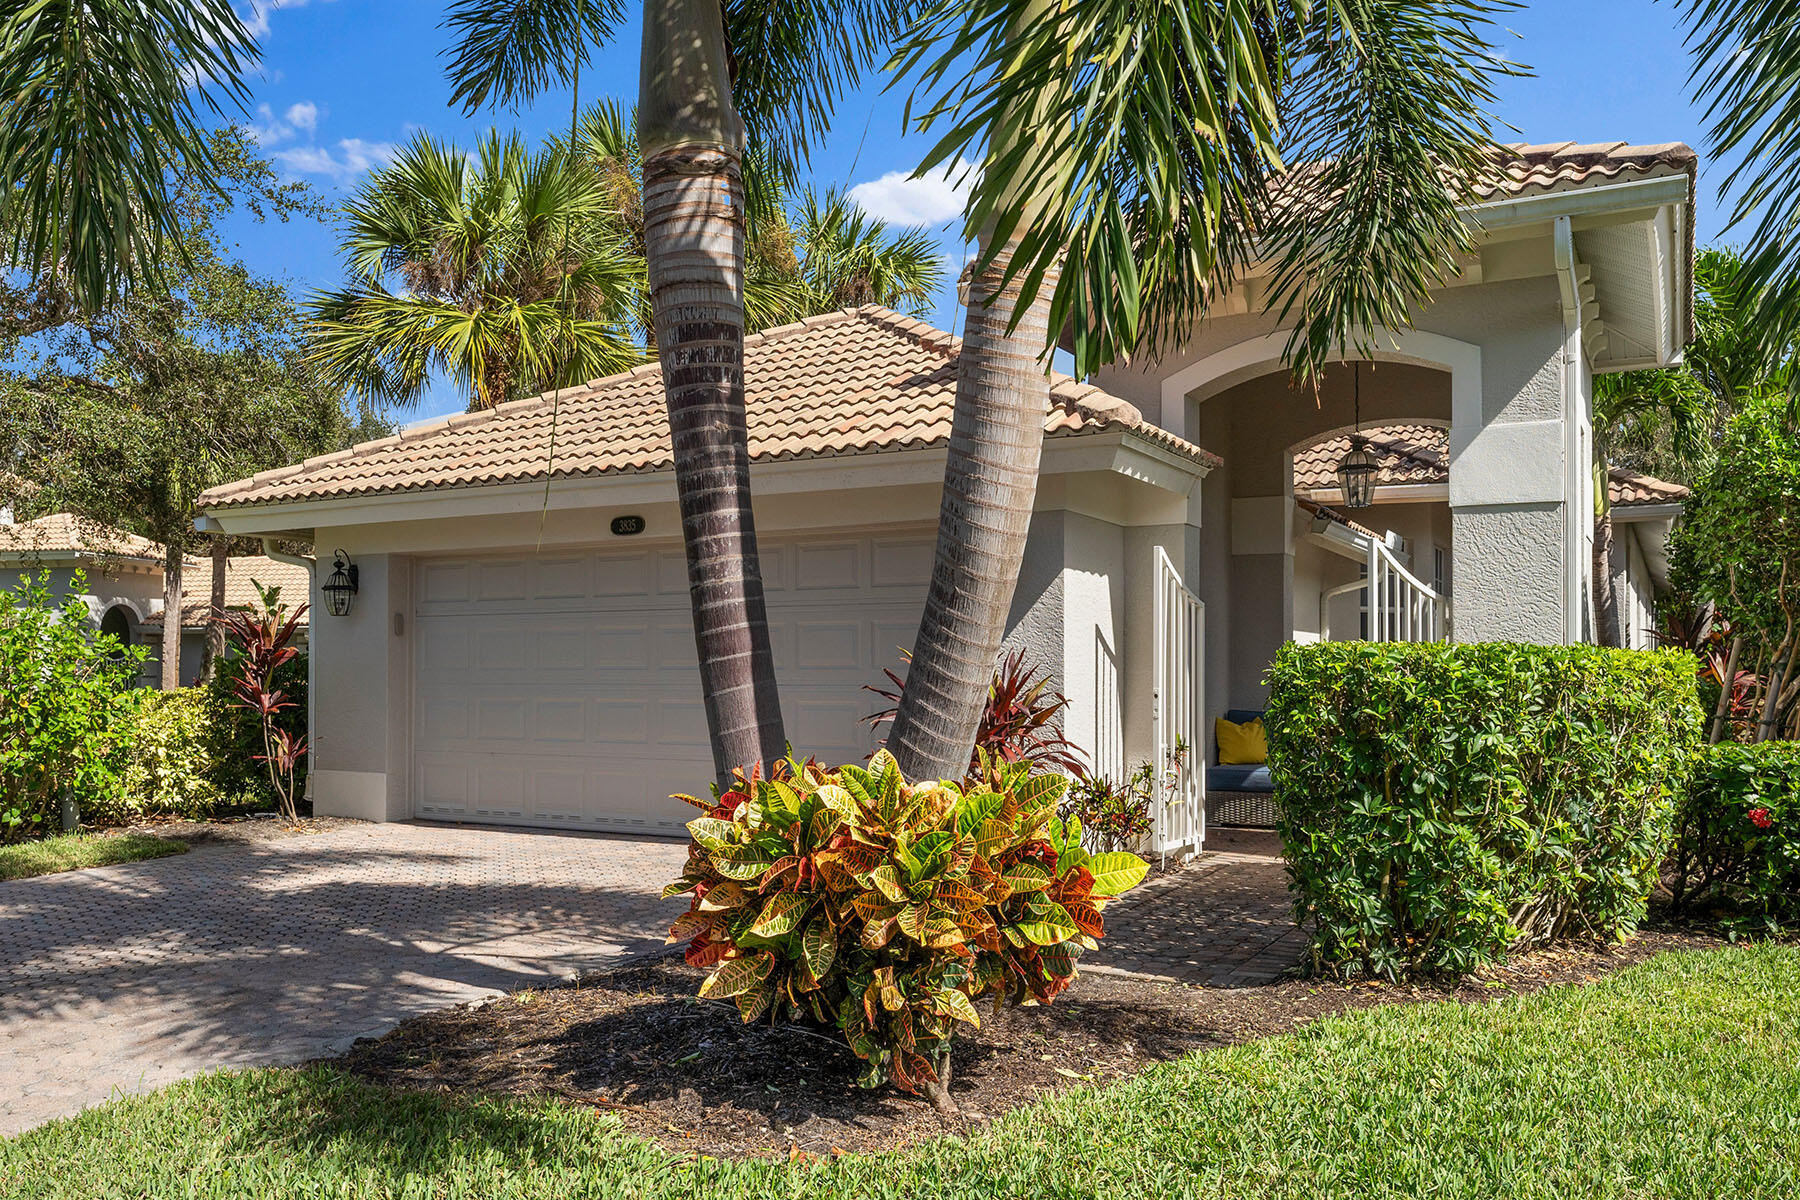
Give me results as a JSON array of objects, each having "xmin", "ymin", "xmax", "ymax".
[
  {"xmin": 261, "ymin": 538, "xmax": 317, "ymax": 805},
  {"xmin": 1553, "ymin": 216, "xmax": 1588, "ymax": 646}
]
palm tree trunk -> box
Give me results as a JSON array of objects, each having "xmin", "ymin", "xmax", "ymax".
[
  {"xmin": 886, "ymin": 252, "xmax": 1054, "ymax": 781},
  {"xmin": 160, "ymin": 543, "xmax": 183, "ymax": 691},
  {"xmin": 1592, "ymin": 511, "xmax": 1622, "ymax": 648},
  {"xmin": 640, "ymin": 0, "xmax": 784, "ymax": 784},
  {"xmin": 199, "ymin": 535, "xmax": 228, "ymax": 684}
]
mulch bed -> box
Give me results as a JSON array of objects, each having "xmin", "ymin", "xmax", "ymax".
[
  {"xmin": 329, "ymin": 928, "xmax": 1725, "ymax": 1160},
  {"xmin": 110, "ymin": 813, "xmax": 361, "ymax": 848}
]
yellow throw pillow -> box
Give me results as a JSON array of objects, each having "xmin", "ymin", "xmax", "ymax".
[{"xmin": 1215, "ymin": 716, "xmax": 1267, "ymax": 766}]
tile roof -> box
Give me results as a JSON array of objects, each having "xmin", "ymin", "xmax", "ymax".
[
  {"xmin": 143, "ymin": 555, "xmax": 312, "ymax": 628},
  {"xmin": 199, "ymin": 307, "xmax": 1220, "ymax": 511},
  {"xmin": 1477, "ymin": 142, "xmax": 1697, "ymax": 201},
  {"xmin": 0, "ymin": 513, "xmax": 163, "ymax": 562},
  {"xmin": 1293, "ymin": 424, "xmax": 1688, "ymax": 508}
]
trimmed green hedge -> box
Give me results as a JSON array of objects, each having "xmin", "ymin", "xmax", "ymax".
[
  {"xmin": 93, "ymin": 691, "xmax": 222, "ymax": 824},
  {"xmin": 1670, "ymin": 741, "xmax": 1800, "ymax": 928},
  {"xmin": 1266, "ymin": 642, "xmax": 1702, "ymax": 979}
]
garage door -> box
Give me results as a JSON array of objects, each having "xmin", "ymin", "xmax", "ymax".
[{"xmin": 410, "ymin": 529, "xmax": 932, "ymax": 835}]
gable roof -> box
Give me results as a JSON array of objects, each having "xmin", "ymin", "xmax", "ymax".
[
  {"xmin": 198, "ymin": 307, "xmax": 1220, "ymax": 512},
  {"xmin": 142, "ymin": 555, "xmax": 312, "ymax": 629},
  {"xmin": 0, "ymin": 513, "xmax": 163, "ymax": 564},
  {"xmin": 1292, "ymin": 424, "xmax": 1688, "ymax": 508}
]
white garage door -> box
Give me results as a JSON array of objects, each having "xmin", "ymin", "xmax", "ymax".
[{"xmin": 410, "ymin": 529, "xmax": 932, "ymax": 835}]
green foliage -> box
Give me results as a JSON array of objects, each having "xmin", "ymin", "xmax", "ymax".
[
  {"xmin": 0, "ymin": 571, "xmax": 144, "ymax": 841},
  {"xmin": 1266, "ymin": 641, "xmax": 1702, "ymax": 979},
  {"xmin": 203, "ymin": 646, "xmax": 308, "ymax": 810},
  {"xmin": 0, "ymin": 830, "xmax": 185, "ymax": 881},
  {"xmin": 1670, "ymin": 742, "xmax": 1800, "ymax": 929},
  {"xmin": 0, "ymin": 0, "xmax": 254, "ymax": 312},
  {"xmin": 664, "ymin": 751, "xmax": 1147, "ymax": 1096},
  {"xmin": 95, "ymin": 691, "xmax": 220, "ymax": 825}
]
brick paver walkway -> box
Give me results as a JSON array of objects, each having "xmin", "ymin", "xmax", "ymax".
[
  {"xmin": 0, "ymin": 822, "xmax": 688, "ymax": 1135},
  {"xmin": 1090, "ymin": 828, "xmax": 1308, "ymax": 986},
  {"xmin": 0, "ymin": 821, "xmax": 1305, "ymax": 1136}
]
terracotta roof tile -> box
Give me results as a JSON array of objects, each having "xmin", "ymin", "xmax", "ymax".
[
  {"xmin": 0, "ymin": 513, "xmax": 163, "ymax": 561},
  {"xmin": 1293, "ymin": 424, "xmax": 1688, "ymax": 507},
  {"xmin": 1476, "ymin": 141, "xmax": 1697, "ymax": 201},
  {"xmin": 201, "ymin": 307, "xmax": 1219, "ymax": 510},
  {"xmin": 143, "ymin": 555, "xmax": 312, "ymax": 628}
]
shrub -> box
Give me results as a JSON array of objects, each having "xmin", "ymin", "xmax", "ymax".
[
  {"xmin": 94, "ymin": 690, "xmax": 221, "ymax": 824},
  {"xmin": 1669, "ymin": 741, "xmax": 1800, "ymax": 928},
  {"xmin": 663, "ymin": 751, "xmax": 1148, "ymax": 1111},
  {"xmin": 0, "ymin": 571, "xmax": 145, "ymax": 841},
  {"xmin": 1060, "ymin": 739, "xmax": 1188, "ymax": 851},
  {"xmin": 215, "ymin": 585, "xmax": 309, "ymax": 822},
  {"xmin": 1266, "ymin": 641, "xmax": 1702, "ymax": 979}
]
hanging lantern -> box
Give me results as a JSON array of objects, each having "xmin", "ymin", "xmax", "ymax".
[
  {"xmin": 1337, "ymin": 437, "xmax": 1379, "ymax": 508},
  {"xmin": 322, "ymin": 549, "xmax": 359, "ymax": 617},
  {"xmin": 1336, "ymin": 362, "xmax": 1379, "ymax": 509}
]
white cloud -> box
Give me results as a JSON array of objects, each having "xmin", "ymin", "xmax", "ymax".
[
  {"xmin": 274, "ymin": 137, "xmax": 397, "ymax": 180},
  {"xmin": 284, "ymin": 101, "xmax": 318, "ymax": 134},
  {"xmin": 847, "ymin": 159, "xmax": 976, "ymax": 227},
  {"xmin": 243, "ymin": 0, "xmax": 324, "ymax": 40}
]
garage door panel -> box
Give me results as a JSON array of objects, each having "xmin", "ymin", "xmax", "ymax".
[{"xmin": 412, "ymin": 531, "xmax": 929, "ymax": 834}]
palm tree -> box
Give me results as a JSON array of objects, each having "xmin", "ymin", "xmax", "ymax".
[
  {"xmin": 793, "ymin": 187, "xmax": 942, "ymax": 315},
  {"xmin": 306, "ymin": 131, "xmax": 644, "ymax": 412},
  {"xmin": 444, "ymin": 0, "xmax": 902, "ymax": 784},
  {"xmin": 0, "ymin": 0, "xmax": 255, "ymax": 312},
  {"xmin": 881, "ymin": 0, "xmax": 1519, "ymax": 779}
]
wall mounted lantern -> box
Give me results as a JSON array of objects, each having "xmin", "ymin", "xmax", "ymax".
[
  {"xmin": 322, "ymin": 549, "xmax": 359, "ymax": 617},
  {"xmin": 1336, "ymin": 362, "xmax": 1378, "ymax": 509}
]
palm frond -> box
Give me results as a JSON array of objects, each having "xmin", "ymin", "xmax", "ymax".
[
  {"xmin": 0, "ymin": 0, "xmax": 255, "ymax": 311},
  {"xmin": 441, "ymin": 0, "xmax": 628, "ymax": 114}
]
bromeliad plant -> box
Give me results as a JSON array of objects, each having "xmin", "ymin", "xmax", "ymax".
[{"xmin": 663, "ymin": 750, "xmax": 1148, "ymax": 1113}]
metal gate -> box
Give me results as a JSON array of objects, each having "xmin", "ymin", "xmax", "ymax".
[{"xmin": 1153, "ymin": 547, "xmax": 1204, "ymax": 857}]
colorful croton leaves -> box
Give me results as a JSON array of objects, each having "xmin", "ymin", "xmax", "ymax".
[{"xmin": 663, "ymin": 751, "xmax": 1150, "ymax": 1095}]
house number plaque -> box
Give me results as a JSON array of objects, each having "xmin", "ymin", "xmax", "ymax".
[{"xmin": 610, "ymin": 515, "xmax": 646, "ymax": 536}]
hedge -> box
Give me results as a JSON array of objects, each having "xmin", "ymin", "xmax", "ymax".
[
  {"xmin": 93, "ymin": 690, "xmax": 222, "ymax": 825},
  {"xmin": 1670, "ymin": 741, "xmax": 1800, "ymax": 928},
  {"xmin": 1265, "ymin": 641, "xmax": 1702, "ymax": 979},
  {"xmin": 202, "ymin": 646, "xmax": 308, "ymax": 807}
]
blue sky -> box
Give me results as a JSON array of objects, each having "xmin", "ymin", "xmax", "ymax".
[{"xmin": 224, "ymin": 0, "xmax": 1729, "ymax": 420}]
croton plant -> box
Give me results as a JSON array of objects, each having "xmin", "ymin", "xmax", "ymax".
[{"xmin": 663, "ymin": 751, "xmax": 1149, "ymax": 1112}]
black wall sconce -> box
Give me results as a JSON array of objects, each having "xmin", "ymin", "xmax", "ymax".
[{"xmin": 322, "ymin": 549, "xmax": 359, "ymax": 616}]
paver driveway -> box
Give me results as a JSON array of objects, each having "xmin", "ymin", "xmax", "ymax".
[{"xmin": 0, "ymin": 821, "xmax": 689, "ymax": 1135}]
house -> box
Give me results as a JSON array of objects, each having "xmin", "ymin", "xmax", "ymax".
[
  {"xmin": 0, "ymin": 510, "xmax": 309, "ymax": 685},
  {"xmin": 195, "ymin": 140, "xmax": 1696, "ymax": 855}
]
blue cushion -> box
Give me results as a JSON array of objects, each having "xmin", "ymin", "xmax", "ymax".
[
  {"xmin": 1207, "ymin": 764, "xmax": 1274, "ymax": 793},
  {"xmin": 1222, "ymin": 709, "xmax": 1265, "ymax": 726}
]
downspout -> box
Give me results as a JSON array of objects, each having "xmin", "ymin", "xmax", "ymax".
[
  {"xmin": 261, "ymin": 539, "xmax": 317, "ymax": 805},
  {"xmin": 1553, "ymin": 216, "xmax": 1589, "ymax": 645}
]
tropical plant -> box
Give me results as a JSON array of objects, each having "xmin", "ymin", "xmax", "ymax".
[
  {"xmin": 865, "ymin": 648, "xmax": 1086, "ymax": 781},
  {"xmin": 216, "ymin": 585, "xmax": 310, "ymax": 823},
  {"xmin": 1669, "ymin": 740, "xmax": 1800, "ymax": 928},
  {"xmin": 663, "ymin": 751, "xmax": 1148, "ymax": 1112},
  {"xmin": 881, "ymin": 0, "xmax": 1521, "ymax": 780},
  {"xmin": 0, "ymin": 571, "xmax": 145, "ymax": 841},
  {"xmin": 204, "ymin": 640, "xmax": 309, "ymax": 809},
  {"xmin": 306, "ymin": 131, "xmax": 645, "ymax": 412},
  {"xmin": 1671, "ymin": 397, "xmax": 1800, "ymax": 742},
  {"xmin": 445, "ymin": 0, "xmax": 905, "ymax": 787},
  {"xmin": 0, "ymin": 0, "xmax": 253, "ymax": 312},
  {"xmin": 1061, "ymin": 740, "xmax": 1189, "ymax": 853},
  {"xmin": 792, "ymin": 186, "xmax": 941, "ymax": 316}
]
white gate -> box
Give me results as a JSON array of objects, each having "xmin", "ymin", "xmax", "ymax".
[{"xmin": 1153, "ymin": 547, "xmax": 1204, "ymax": 858}]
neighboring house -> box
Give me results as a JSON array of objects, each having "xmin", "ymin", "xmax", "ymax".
[
  {"xmin": 196, "ymin": 140, "xmax": 1696, "ymax": 856},
  {"xmin": 0, "ymin": 510, "xmax": 309, "ymax": 685}
]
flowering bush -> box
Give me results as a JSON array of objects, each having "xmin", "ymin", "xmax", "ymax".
[
  {"xmin": 1668, "ymin": 741, "xmax": 1800, "ymax": 929},
  {"xmin": 663, "ymin": 751, "xmax": 1147, "ymax": 1111}
]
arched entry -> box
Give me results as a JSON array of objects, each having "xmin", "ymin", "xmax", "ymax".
[{"xmin": 99, "ymin": 605, "xmax": 133, "ymax": 647}]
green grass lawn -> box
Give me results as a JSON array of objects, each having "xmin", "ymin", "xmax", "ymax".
[
  {"xmin": 0, "ymin": 832, "xmax": 186, "ymax": 881},
  {"xmin": 2, "ymin": 944, "xmax": 1796, "ymax": 1199}
]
